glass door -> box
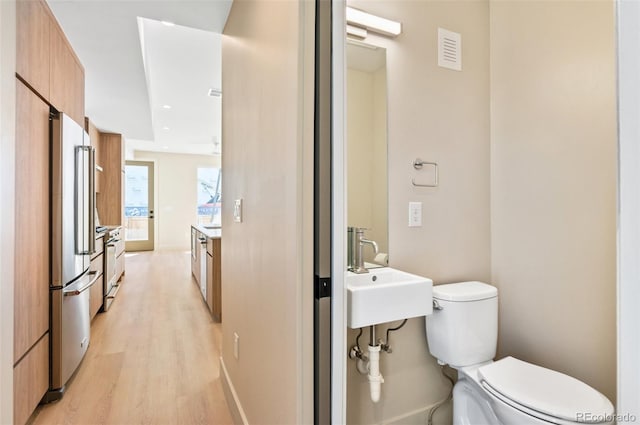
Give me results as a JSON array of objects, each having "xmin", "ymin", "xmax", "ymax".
[{"xmin": 124, "ymin": 160, "xmax": 154, "ymax": 251}]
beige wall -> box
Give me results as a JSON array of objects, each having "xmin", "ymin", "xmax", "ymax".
[
  {"xmin": 347, "ymin": 67, "xmax": 388, "ymax": 259},
  {"xmin": 220, "ymin": 0, "xmax": 314, "ymax": 423},
  {"xmin": 346, "ymin": 1, "xmax": 491, "ymax": 423},
  {"xmin": 0, "ymin": 0, "xmax": 16, "ymax": 422},
  {"xmin": 490, "ymin": 0, "xmax": 617, "ymax": 402},
  {"xmin": 133, "ymin": 150, "xmax": 218, "ymax": 250}
]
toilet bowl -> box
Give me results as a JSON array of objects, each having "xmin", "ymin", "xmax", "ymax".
[{"xmin": 425, "ymin": 282, "xmax": 614, "ymax": 425}]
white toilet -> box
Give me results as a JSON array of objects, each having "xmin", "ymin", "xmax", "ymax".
[{"xmin": 425, "ymin": 281, "xmax": 615, "ymax": 425}]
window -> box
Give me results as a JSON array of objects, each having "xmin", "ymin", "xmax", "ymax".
[{"xmin": 197, "ymin": 167, "xmax": 221, "ymax": 226}]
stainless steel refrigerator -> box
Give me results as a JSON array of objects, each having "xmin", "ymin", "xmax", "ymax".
[{"xmin": 46, "ymin": 112, "xmax": 98, "ymax": 400}]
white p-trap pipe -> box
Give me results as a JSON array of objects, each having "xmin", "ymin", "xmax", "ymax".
[{"xmin": 367, "ymin": 344, "xmax": 384, "ymax": 402}]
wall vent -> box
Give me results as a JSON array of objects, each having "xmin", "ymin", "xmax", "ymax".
[{"xmin": 438, "ymin": 28, "xmax": 462, "ymax": 71}]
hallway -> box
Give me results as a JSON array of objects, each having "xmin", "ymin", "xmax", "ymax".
[{"xmin": 31, "ymin": 251, "xmax": 233, "ymax": 425}]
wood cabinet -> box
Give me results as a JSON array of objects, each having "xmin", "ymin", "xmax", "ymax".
[
  {"xmin": 16, "ymin": 0, "xmax": 50, "ymax": 99},
  {"xmin": 14, "ymin": 80, "xmax": 50, "ymax": 425},
  {"xmin": 90, "ymin": 235, "xmax": 105, "ymax": 320},
  {"xmin": 207, "ymin": 238, "xmax": 222, "ymax": 321},
  {"xmin": 96, "ymin": 133, "xmax": 125, "ymax": 226},
  {"xmin": 16, "ymin": 0, "xmax": 84, "ymax": 126},
  {"xmin": 191, "ymin": 226, "xmax": 222, "ymax": 320},
  {"xmin": 13, "ymin": 334, "xmax": 49, "ymax": 425},
  {"xmin": 85, "ymin": 118, "xmax": 102, "ymax": 193},
  {"xmin": 49, "ymin": 20, "xmax": 84, "ymax": 125},
  {"xmin": 14, "ymin": 80, "xmax": 50, "ymax": 363}
]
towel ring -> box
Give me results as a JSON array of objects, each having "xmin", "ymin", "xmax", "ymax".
[{"xmin": 412, "ymin": 158, "xmax": 439, "ymax": 187}]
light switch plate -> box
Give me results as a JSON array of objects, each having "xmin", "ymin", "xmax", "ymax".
[
  {"xmin": 233, "ymin": 332, "xmax": 240, "ymax": 359},
  {"xmin": 233, "ymin": 199, "xmax": 243, "ymax": 223},
  {"xmin": 409, "ymin": 202, "xmax": 422, "ymax": 227}
]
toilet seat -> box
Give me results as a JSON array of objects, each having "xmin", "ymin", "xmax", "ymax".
[{"xmin": 478, "ymin": 357, "xmax": 614, "ymax": 424}]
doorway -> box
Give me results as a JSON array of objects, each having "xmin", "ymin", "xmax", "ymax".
[{"xmin": 124, "ymin": 160, "xmax": 155, "ymax": 251}]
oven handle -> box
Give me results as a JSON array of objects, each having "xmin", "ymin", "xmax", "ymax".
[{"xmin": 64, "ymin": 271, "xmax": 100, "ymax": 296}]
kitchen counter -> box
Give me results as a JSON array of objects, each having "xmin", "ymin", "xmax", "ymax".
[{"xmin": 192, "ymin": 224, "xmax": 222, "ymax": 239}]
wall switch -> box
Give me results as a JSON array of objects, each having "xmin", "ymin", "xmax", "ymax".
[
  {"xmin": 233, "ymin": 199, "xmax": 243, "ymax": 223},
  {"xmin": 233, "ymin": 332, "xmax": 240, "ymax": 360},
  {"xmin": 409, "ymin": 202, "xmax": 422, "ymax": 227}
]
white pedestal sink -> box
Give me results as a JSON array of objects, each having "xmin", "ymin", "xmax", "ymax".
[{"xmin": 347, "ymin": 267, "xmax": 433, "ymax": 329}]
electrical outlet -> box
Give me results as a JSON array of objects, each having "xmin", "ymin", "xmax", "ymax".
[
  {"xmin": 233, "ymin": 199, "xmax": 243, "ymax": 223},
  {"xmin": 233, "ymin": 332, "xmax": 240, "ymax": 360},
  {"xmin": 409, "ymin": 202, "xmax": 422, "ymax": 227}
]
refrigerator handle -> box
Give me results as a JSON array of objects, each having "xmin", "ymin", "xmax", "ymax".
[
  {"xmin": 75, "ymin": 146, "xmax": 84, "ymax": 254},
  {"xmin": 88, "ymin": 146, "xmax": 96, "ymax": 254},
  {"xmin": 76, "ymin": 146, "xmax": 94, "ymax": 255}
]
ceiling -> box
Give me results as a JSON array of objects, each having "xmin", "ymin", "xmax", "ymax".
[{"xmin": 47, "ymin": 0, "xmax": 232, "ymax": 156}]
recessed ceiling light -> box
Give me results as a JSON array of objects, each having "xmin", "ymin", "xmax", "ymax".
[
  {"xmin": 162, "ymin": 104, "xmax": 172, "ymax": 109},
  {"xmin": 162, "ymin": 126, "xmax": 170, "ymax": 131},
  {"xmin": 161, "ymin": 21, "xmax": 175, "ymax": 27}
]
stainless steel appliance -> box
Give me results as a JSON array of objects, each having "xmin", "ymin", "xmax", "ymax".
[
  {"xmin": 199, "ymin": 235, "xmax": 207, "ymax": 299},
  {"xmin": 103, "ymin": 227, "xmax": 121, "ymax": 311},
  {"xmin": 47, "ymin": 112, "xmax": 98, "ymax": 401}
]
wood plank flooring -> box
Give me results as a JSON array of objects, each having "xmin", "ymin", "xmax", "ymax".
[{"xmin": 30, "ymin": 251, "xmax": 233, "ymax": 425}]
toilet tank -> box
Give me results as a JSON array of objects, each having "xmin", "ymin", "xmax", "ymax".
[{"xmin": 425, "ymin": 281, "xmax": 498, "ymax": 368}]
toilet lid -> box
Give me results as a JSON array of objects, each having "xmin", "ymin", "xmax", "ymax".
[
  {"xmin": 478, "ymin": 357, "xmax": 614, "ymax": 423},
  {"xmin": 432, "ymin": 281, "xmax": 497, "ymax": 302}
]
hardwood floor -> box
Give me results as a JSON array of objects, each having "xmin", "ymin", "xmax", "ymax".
[{"xmin": 31, "ymin": 251, "xmax": 233, "ymax": 425}]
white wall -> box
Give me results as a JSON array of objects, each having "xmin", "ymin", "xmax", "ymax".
[
  {"xmin": 345, "ymin": 1, "xmax": 491, "ymax": 423},
  {"xmin": 220, "ymin": 0, "xmax": 314, "ymax": 423},
  {"xmin": 617, "ymin": 1, "xmax": 640, "ymax": 420},
  {"xmin": 133, "ymin": 150, "xmax": 218, "ymax": 250},
  {"xmin": 0, "ymin": 1, "xmax": 16, "ymax": 423},
  {"xmin": 343, "ymin": 1, "xmax": 617, "ymax": 423},
  {"xmin": 490, "ymin": 0, "xmax": 617, "ymax": 402}
]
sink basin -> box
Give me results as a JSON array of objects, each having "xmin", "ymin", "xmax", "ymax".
[{"xmin": 347, "ymin": 267, "xmax": 433, "ymax": 329}]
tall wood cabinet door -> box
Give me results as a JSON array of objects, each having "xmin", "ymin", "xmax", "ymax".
[
  {"xmin": 49, "ymin": 20, "xmax": 85, "ymax": 125},
  {"xmin": 98, "ymin": 133, "xmax": 124, "ymax": 225},
  {"xmin": 14, "ymin": 81, "xmax": 50, "ymax": 363},
  {"xmin": 16, "ymin": 0, "xmax": 50, "ymax": 99}
]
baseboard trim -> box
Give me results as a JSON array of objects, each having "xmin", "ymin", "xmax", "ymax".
[
  {"xmin": 381, "ymin": 399, "xmax": 452, "ymax": 425},
  {"xmin": 220, "ymin": 356, "xmax": 249, "ymax": 425}
]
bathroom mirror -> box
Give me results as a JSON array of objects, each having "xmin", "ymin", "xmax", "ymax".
[{"xmin": 346, "ymin": 40, "xmax": 388, "ymax": 267}]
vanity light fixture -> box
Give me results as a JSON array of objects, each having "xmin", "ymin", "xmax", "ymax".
[
  {"xmin": 347, "ymin": 24, "xmax": 367, "ymax": 39},
  {"xmin": 346, "ymin": 7, "xmax": 402, "ymax": 37}
]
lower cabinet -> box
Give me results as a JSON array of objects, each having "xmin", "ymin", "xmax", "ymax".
[{"xmin": 14, "ymin": 334, "xmax": 49, "ymax": 425}]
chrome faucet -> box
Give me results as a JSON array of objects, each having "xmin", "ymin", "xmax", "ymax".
[{"xmin": 353, "ymin": 228, "xmax": 378, "ymax": 274}]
